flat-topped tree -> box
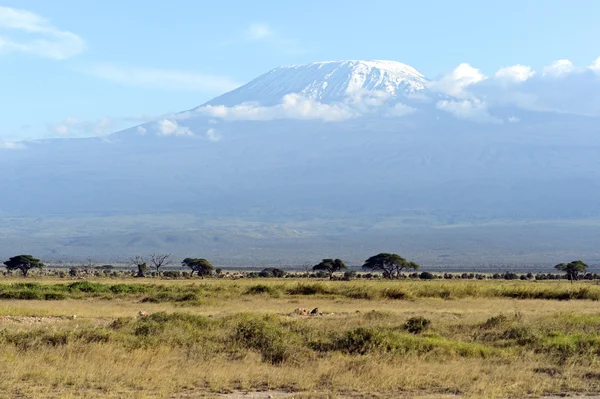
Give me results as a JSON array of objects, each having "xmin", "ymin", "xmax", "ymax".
[
  {"xmin": 182, "ymin": 258, "xmax": 214, "ymax": 278},
  {"xmin": 313, "ymin": 258, "xmax": 347, "ymax": 278},
  {"xmin": 362, "ymin": 253, "xmax": 419, "ymax": 279},
  {"xmin": 4, "ymin": 255, "xmax": 44, "ymax": 277},
  {"xmin": 555, "ymin": 260, "xmax": 588, "ymax": 281}
]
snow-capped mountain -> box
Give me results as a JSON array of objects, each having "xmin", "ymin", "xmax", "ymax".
[
  {"xmin": 2, "ymin": 59, "xmax": 600, "ymax": 265},
  {"xmin": 203, "ymin": 60, "xmax": 428, "ymax": 107}
]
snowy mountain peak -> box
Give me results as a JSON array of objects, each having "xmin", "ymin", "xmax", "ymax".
[{"xmin": 203, "ymin": 60, "xmax": 428, "ymax": 107}]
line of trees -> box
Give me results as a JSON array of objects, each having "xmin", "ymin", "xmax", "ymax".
[{"xmin": 0, "ymin": 252, "xmax": 591, "ymax": 281}]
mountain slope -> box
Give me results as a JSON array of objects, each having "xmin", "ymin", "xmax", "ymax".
[{"xmin": 203, "ymin": 60, "xmax": 428, "ymax": 107}]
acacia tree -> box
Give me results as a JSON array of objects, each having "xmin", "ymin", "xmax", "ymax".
[
  {"xmin": 362, "ymin": 253, "xmax": 419, "ymax": 279},
  {"xmin": 313, "ymin": 258, "xmax": 347, "ymax": 278},
  {"xmin": 182, "ymin": 258, "xmax": 214, "ymax": 278},
  {"xmin": 4, "ymin": 255, "xmax": 44, "ymax": 277},
  {"xmin": 130, "ymin": 256, "xmax": 148, "ymax": 278},
  {"xmin": 149, "ymin": 253, "xmax": 171, "ymax": 276},
  {"xmin": 555, "ymin": 260, "xmax": 588, "ymax": 281}
]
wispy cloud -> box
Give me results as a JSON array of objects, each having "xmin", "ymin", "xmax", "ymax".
[
  {"xmin": 436, "ymin": 99, "xmax": 502, "ymax": 124},
  {"xmin": 0, "ymin": 140, "xmax": 25, "ymax": 149},
  {"xmin": 197, "ymin": 94, "xmax": 357, "ymax": 122},
  {"xmin": 0, "ymin": 6, "xmax": 85, "ymax": 59},
  {"xmin": 49, "ymin": 117, "xmax": 115, "ymax": 137},
  {"xmin": 84, "ymin": 64, "xmax": 241, "ymax": 93},
  {"xmin": 194, "ymin": 92, "xmax": 414, "ymax": 122},
  {"xmin": 205, "ymin": 128, "xmax": 221, "ymax": 142},
  {"xmin": 217, "ymin": 22, "xmax": 307, "ymax": 55},
  {"xmin": 495, "ymin": 65, "xmax": 535, "ymax": 83},
  {"xmin": 246, "ymin": 23, "xmax": 273, "ymax": 41}
]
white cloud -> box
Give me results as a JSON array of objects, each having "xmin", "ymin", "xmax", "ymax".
[
  {"xmin": 428, "ymin": 63, "xmax": 487, "ymax": 98},
  {"xmin": 193, "ymin": 90, "xmax": 418, "ymax": 122},
  {"xmin": 590, "ymin": 57, "xmax": 600, "ymax": 72},
  {"xmin": 344, "ymin": 90, "xmax": 390, "ymax": 111},
  {"xmin": 436, "ymin": 99, "xmax": 501, "ymax": 124},
  {"xmin": 84, "ymin": 64, "xmax": 240, "ymax": 93},
  {"xmin": 542, "ymin": 59, "xmax": 575, "ymax": 77},
  {"xmin": 156, "ymin": 119, "xmax": 193, "ymax": 136},
  {"xmin": 206, "ymin": 128, "xmax": 221, "ymax": 142},
  {"xmin": 495, "ymin": 65, "xmax": 535, "ymax": 83},
  {"xmin": 49, "ymin": 117, "xmax": 115, "ymax": 137},
  {"xmin": 0, "ymin": 6, "xmax": 85, "ymax": 59},
  {"xmin": 197, "ymin": 93, "xmax": 358, "ymax": 122},
  {"xmin": 136, "ymin": 126, "xmax": 147, "ymax": 136},
  {"xmin": 508, "ymin": 116, "xmax": 520, "ymax": 123},
  {"xmin": 435, "ymin": 58, "xmax": 600, "ymax": 119},
  {"xmin": 246, "ymin": 23, "xmax": 273, "ymax": 40},
  {"xmin": 0, "ymin": 140, "xmax": 25, "ymax": 149},
  {"xmin": 52, "ymin": 123, "xmax": 70, "ymax": 136}
]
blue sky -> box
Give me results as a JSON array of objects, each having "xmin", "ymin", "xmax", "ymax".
[{"xmin": 1, "ymin": 0, "xmax": 599, "ymax": 141}]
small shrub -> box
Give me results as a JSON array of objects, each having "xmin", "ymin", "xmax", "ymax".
[
  {"xmin": 44, "ymin": 292, "xmax": 67, "ymax": 300},
  {"xmin": 109, "ymin": 284, "xmax": 151, "ymax": 295},
  {"xmin": 245, "ymin": 284, "xmax": 280, "ymax": 296},
  {"xmin": 286, "ymin": 283, "xmax": 331, "ymax": 296},
  {"xmin": 0, "ymin": 290, "xmax": 44, "ymax": 300},
  {"xmin": 234, "ymin": 317, "xmax": 295, "ymax": 364},
  {"xmin": 480, "ymin": 314, "xmax": 509, "ymax": 329},
  {"xmin": 67, "ymin": 281, "xmax": 108, "ymax": 293},
  {"xmin": 404, "ymin": 316, "xmax": 431, "ymax": 334},
  {"xmin": 381, "ymin": 288, "xmax": 408, "ymax": 300},
  {"xmin": 162, "ymin": 270, "xmax": 182, "ymax": 279},
  {"xmin": 502, "ymin": 325, "xmax": 537, "ymax": 345},
  {"xmin": 335, "ymin": 327, "xmax": 384, "ymax": 355}
]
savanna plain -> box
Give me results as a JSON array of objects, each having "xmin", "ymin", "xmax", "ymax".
[{"xmin": 1, "ymin": 277, "xmax": 600, "ymax": 399}]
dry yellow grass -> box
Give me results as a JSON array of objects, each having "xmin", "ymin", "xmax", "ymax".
[{"xmin": 0, "ymin": 278, "xmax": 599, "ymax": 398}]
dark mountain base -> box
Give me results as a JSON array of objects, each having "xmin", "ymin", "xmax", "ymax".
[{"xmin": 1, "ymin": 216, "xmax": 598, "ymax": 272}]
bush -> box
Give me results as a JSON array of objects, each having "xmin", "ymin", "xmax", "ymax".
[
  {"xmin": 381, "ymin": 288, "xmax": 408, "ymax": 300},
  {"xmin": 0, "ymin": 290, "xmax": 44, "ymax": 300},
  {"xmin": 502, "ymin": 325, "xmax": 537, "ymax": 345},
  {"xmin": 162, "ymin": 270, "xmax": 182, "ymax": 279},
  {"xmin": 44, "ymin": 292, "xmax": 67, "ymax": 300},
  {"xmin": 404, "ymin": 316, "xmax": 431, "ymax": 334},
  {"xmin": 245, "ymin": 284, "xmax": 280, "ymax": 296},
  {"xmin": 419, "ymin": 272, "xmax": 435, "ymax": 280},
  {"xmin": 343, "ymin": 270, "xmax": 357, "ymax": 280},
  {"xmin": 286, "ymin": 283, "xmax": 331, "ymax": 296},
  {"xmin": 259, "ymin": 268, "xmax": 286, "ymax": 278},
  {"xmin": 108, "ymin": 284, "xmax": 151, "ymax": 295},
  {"xmin": 119, "ymin": 312, "xmax": 213, "ymax": 347},
  {"xmin": 234, "ymin": 317, "xmax": 295, "ymax": 364},
  {"xmin": 335, "ymin": 327, "xmax": 384, "ymax": 355},
  {"xmin": 67, "ymin": 281, "xmax": 109, "ymax": 293}
]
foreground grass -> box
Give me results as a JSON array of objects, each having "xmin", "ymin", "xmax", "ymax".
[{"xmin": 1, "ymin": 279, "xmax": 600, "ymax": 398}]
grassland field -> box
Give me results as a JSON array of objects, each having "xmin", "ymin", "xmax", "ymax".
[{"xmin": 1, "ymin": 277, "xmax": 600, "ymax": 398}]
